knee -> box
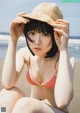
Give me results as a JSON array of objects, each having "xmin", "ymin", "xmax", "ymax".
[
  {"xmin": 12, "ymin": 97, "xmax": 41, "ymax": 113},
  {"xmin": 0, "ymin": 87, "xmax": 25, "ymax": 113},
  {"xmin": 0, "ymin": 87, "xmax": 25, "ymax": 103},
  {"xmin": 13, "ymin": 97, "xmax": 33, "ymax": 108},
  {"xmin": 0, "ymin": 87, "xmax": 25, "ymax": 96},
  {"xmin": 12, "ymin": 97, "xmax": 31, "ymax": 113}
]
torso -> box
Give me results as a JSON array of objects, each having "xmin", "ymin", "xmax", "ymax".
[{"xmin": 24, "ymin": 48, "xmax": 59, "ymax": 106}]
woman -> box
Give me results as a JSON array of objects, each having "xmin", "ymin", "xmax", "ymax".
[{"xmin": 0, "ymin": 2, "xmax": 75, "ymax": 113}]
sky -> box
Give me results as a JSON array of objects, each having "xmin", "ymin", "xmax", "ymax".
[{"xmin": 0, "ymin": 0, "xmax": 80, "ymax": 36}]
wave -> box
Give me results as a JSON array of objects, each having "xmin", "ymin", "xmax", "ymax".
[
  {"xmin": 0, "ymin": 34, "xmax": 80, "ymax": 61},
  {"xmin": 0, "ymin": 34, "xmax": 25, "ymax": 42},
  {"xmin": 0, "ymin": 34, "xmax": 80, "ymax": 45},
  {"xmin": 0, "ymin": 32, "xmax": 80, "ymax": 39}
]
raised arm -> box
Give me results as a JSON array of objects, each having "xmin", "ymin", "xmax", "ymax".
[
  {"xmin": 2, "ymin": 12, "xmax": 29, "ymax": 89},
  {"xmin": 54, "ymin": 19, "xmax": 75, "ymax": 108}
]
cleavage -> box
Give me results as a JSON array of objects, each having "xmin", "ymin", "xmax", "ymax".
[{"xmin": 29, "ymin": 57, "xmax": 56, "ymax": 84}]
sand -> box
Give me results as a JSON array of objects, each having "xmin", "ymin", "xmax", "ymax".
[{"xmin": 0, "ymin": 58, "xmax": 80, "ymax": 113}]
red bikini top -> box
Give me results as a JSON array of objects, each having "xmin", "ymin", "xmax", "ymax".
[
  {"xmin": 26, "ymin": 55, "xmax": 59, "ymax": 89},
  {"xmin": 26, "ymin": 71, "xmax": 57, "ymax": 89}
]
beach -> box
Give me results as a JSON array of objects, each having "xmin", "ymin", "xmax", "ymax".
[{"xmin": 0, "ymin": 35, "xmax": 80, "ymax": 113}]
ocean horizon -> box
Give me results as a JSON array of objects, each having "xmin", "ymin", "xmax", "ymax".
[{"xmin": 0, "ymin": 34, "xmax": 80, "ymax": 62}]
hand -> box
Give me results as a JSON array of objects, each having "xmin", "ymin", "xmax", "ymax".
[
  {"xmin": 53, "ymin": 19, "xmax": 69, "ymax": 51},
  {"xmin": 10, "ymin": 12, "xmax": 30, "ymax": 41}
]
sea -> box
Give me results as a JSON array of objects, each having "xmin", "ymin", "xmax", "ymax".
[{"xmin": 0, "ymin": 33, "xmax": 80, "ymax": 62}]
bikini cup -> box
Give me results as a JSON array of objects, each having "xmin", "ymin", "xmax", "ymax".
[{"xmin": 26, "ymin": 70, "xmax": 57, "ymax": 89}]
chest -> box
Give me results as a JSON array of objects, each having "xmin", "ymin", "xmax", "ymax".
[{"xmin": 29, "ymin": 57, "xmax": 57, "ymax": 84}]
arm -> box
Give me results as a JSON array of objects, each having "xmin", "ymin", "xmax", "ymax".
[
  {"xmin": 2, "ymin": 12, "xmax": 29, "ymax": 89},
  {"xmin": 2, "ymin": 38, "xmax": 18, "ymax": 89},
  {"xmin": 55, "ymin": 49, "xmax": 75, "ymax": 108},
  {"xmin": 54, "ymin": 19, "xmax": 75, "ymax": 108}
]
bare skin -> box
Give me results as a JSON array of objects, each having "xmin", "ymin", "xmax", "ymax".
[{"xmin": 0, "ymin": 12, "xmax": 75, "ymax": 113}]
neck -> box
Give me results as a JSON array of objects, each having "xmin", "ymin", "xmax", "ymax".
[
  {"xmin": 35, "ymin": 55, "xmax": 54, "ymax": 62},
  {"xmin": 35, "ymin": 52, "xmax": 59, "ymax": 62}
]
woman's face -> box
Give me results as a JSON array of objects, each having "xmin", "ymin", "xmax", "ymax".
[{"xmin": 27, "ymin": 30, "xmax": 52, "ymax": 57}]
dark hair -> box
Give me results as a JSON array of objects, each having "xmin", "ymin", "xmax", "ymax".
[{"xmin": 23, "ymin": 19, "xmax": 58, "ymax": 58}]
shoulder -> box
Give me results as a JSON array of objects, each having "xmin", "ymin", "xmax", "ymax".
[
  {"xmin": 17, "ymin": 47, "xmax": 30, "ymax": 55},
  {"xmin": 16, "ymin": 47, "xmax": 31, "ymax": 62}
]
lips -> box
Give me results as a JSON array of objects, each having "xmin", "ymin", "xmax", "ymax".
[
  {"xmin": 34, "ymin": 48, "xmax": 41, "ymax": 50},
  {"xmin": 34, "ymin": 47, "xmax": 41, "ymax": 50}
]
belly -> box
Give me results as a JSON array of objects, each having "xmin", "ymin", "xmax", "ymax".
[{"xmin": 30, "ymin": 85, "xmax": 56, "ymax": 106}]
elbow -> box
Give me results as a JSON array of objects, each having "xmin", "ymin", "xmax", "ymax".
[
  {"xmin": 55, "ymin": 87, "xmax": 74, "ymax": 109},
  {"xmin": 2, "ymin": 76, "xmax": 17, "ymax": 90},
  {"xmin": 2, "ymin": 81, "xmax": 15, "ymax": 90},
  {"xmin": 56, "ymin": 100, "xmax": 70, "ymax": 109},
  {"xmin": 55, "ymin": 94, "xmax": 73, "ymax": 109}
]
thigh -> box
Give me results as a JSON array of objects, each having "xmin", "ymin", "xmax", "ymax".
[
  {"xmin": 12, "ymin": 97, "xmax": 65, "ymax": 113},
  {"xmin": 0, "ymin": 87, "xmax": 25, "ymax": 113}
]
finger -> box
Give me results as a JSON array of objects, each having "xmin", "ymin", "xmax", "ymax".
[
  {"xmin": 53, "ymin": 23, "xmax": 66, "ymax": 28},
  {"xmin": 54, "ymin": 31, "xmax": 60, "ymax": 38},
  {"xmin": 11, "ymin": 20, "xmax": 23, "ymax": 25},
  {"xmin": 16, "ymin": 16, "xmax": 30, "ymax": 21},
  {"xmin": 17, "ymin": 12, "xmax": 30, "ymax": 22},
  {"xmin": 54, "ymin": 29, "xmax": 63, "ymax": 37},
  {"xmin": 55, "ymin": 19, "xmax": 69, "ymax": 28},
  {"xmin": 53, "ymin": 22, "xmax": 69, "ymax": 35},
  {"xmin": 54, "ymin": 28, "xmax": 69, "ymax": 38},
  {"xmin": 14, "ymin": 19, "xmax": 26, "ymax": 24},
  {"xmin": 17, "ymin": 12, "xmax": 26, "ymax": 16},
  {"xmin": 56, "ymin": 19, "xmax": 69, "ymax": 24},
  {"xmin": 15, "ymin": 16, "xmax": 30, "ymax": 24}
]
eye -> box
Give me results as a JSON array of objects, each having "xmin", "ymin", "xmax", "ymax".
[
  {"xmin": 42, "ymin": 32, "xmax": 50, "ymax": 37},
  {"xmin": 27, "ymin": 31, "xmax": 35, "ymax": 35},
  {"xmin": 31, "ymin": 31, "xmax": 35, "ymax": 35}
]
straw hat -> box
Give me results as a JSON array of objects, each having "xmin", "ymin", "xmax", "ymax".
[{"xmin": 22, "ymin": 2, "xmax": 63, "ymax": 27}]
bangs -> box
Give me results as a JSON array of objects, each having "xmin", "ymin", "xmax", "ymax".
[{"xmin": 23, "ymin": 19, "xmax": 53, "ymax": 36}]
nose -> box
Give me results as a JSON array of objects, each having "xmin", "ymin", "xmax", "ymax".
[{"xmin": 34, "ymin": 35, "xmax": 41, "ymax": 45}]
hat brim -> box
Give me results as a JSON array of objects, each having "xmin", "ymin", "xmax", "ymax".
[{"xmin": 22, "ymin": 13, "xmax": 55, "ymax": 27}]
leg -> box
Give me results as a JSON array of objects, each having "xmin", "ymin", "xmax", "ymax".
[
  {"xmin": 0, "ymin": 87, "xmax": 25, "ymax": 113},
  {"xmin": 12, "ymin": 97, "xmax": 65, "ymax": 113}
]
